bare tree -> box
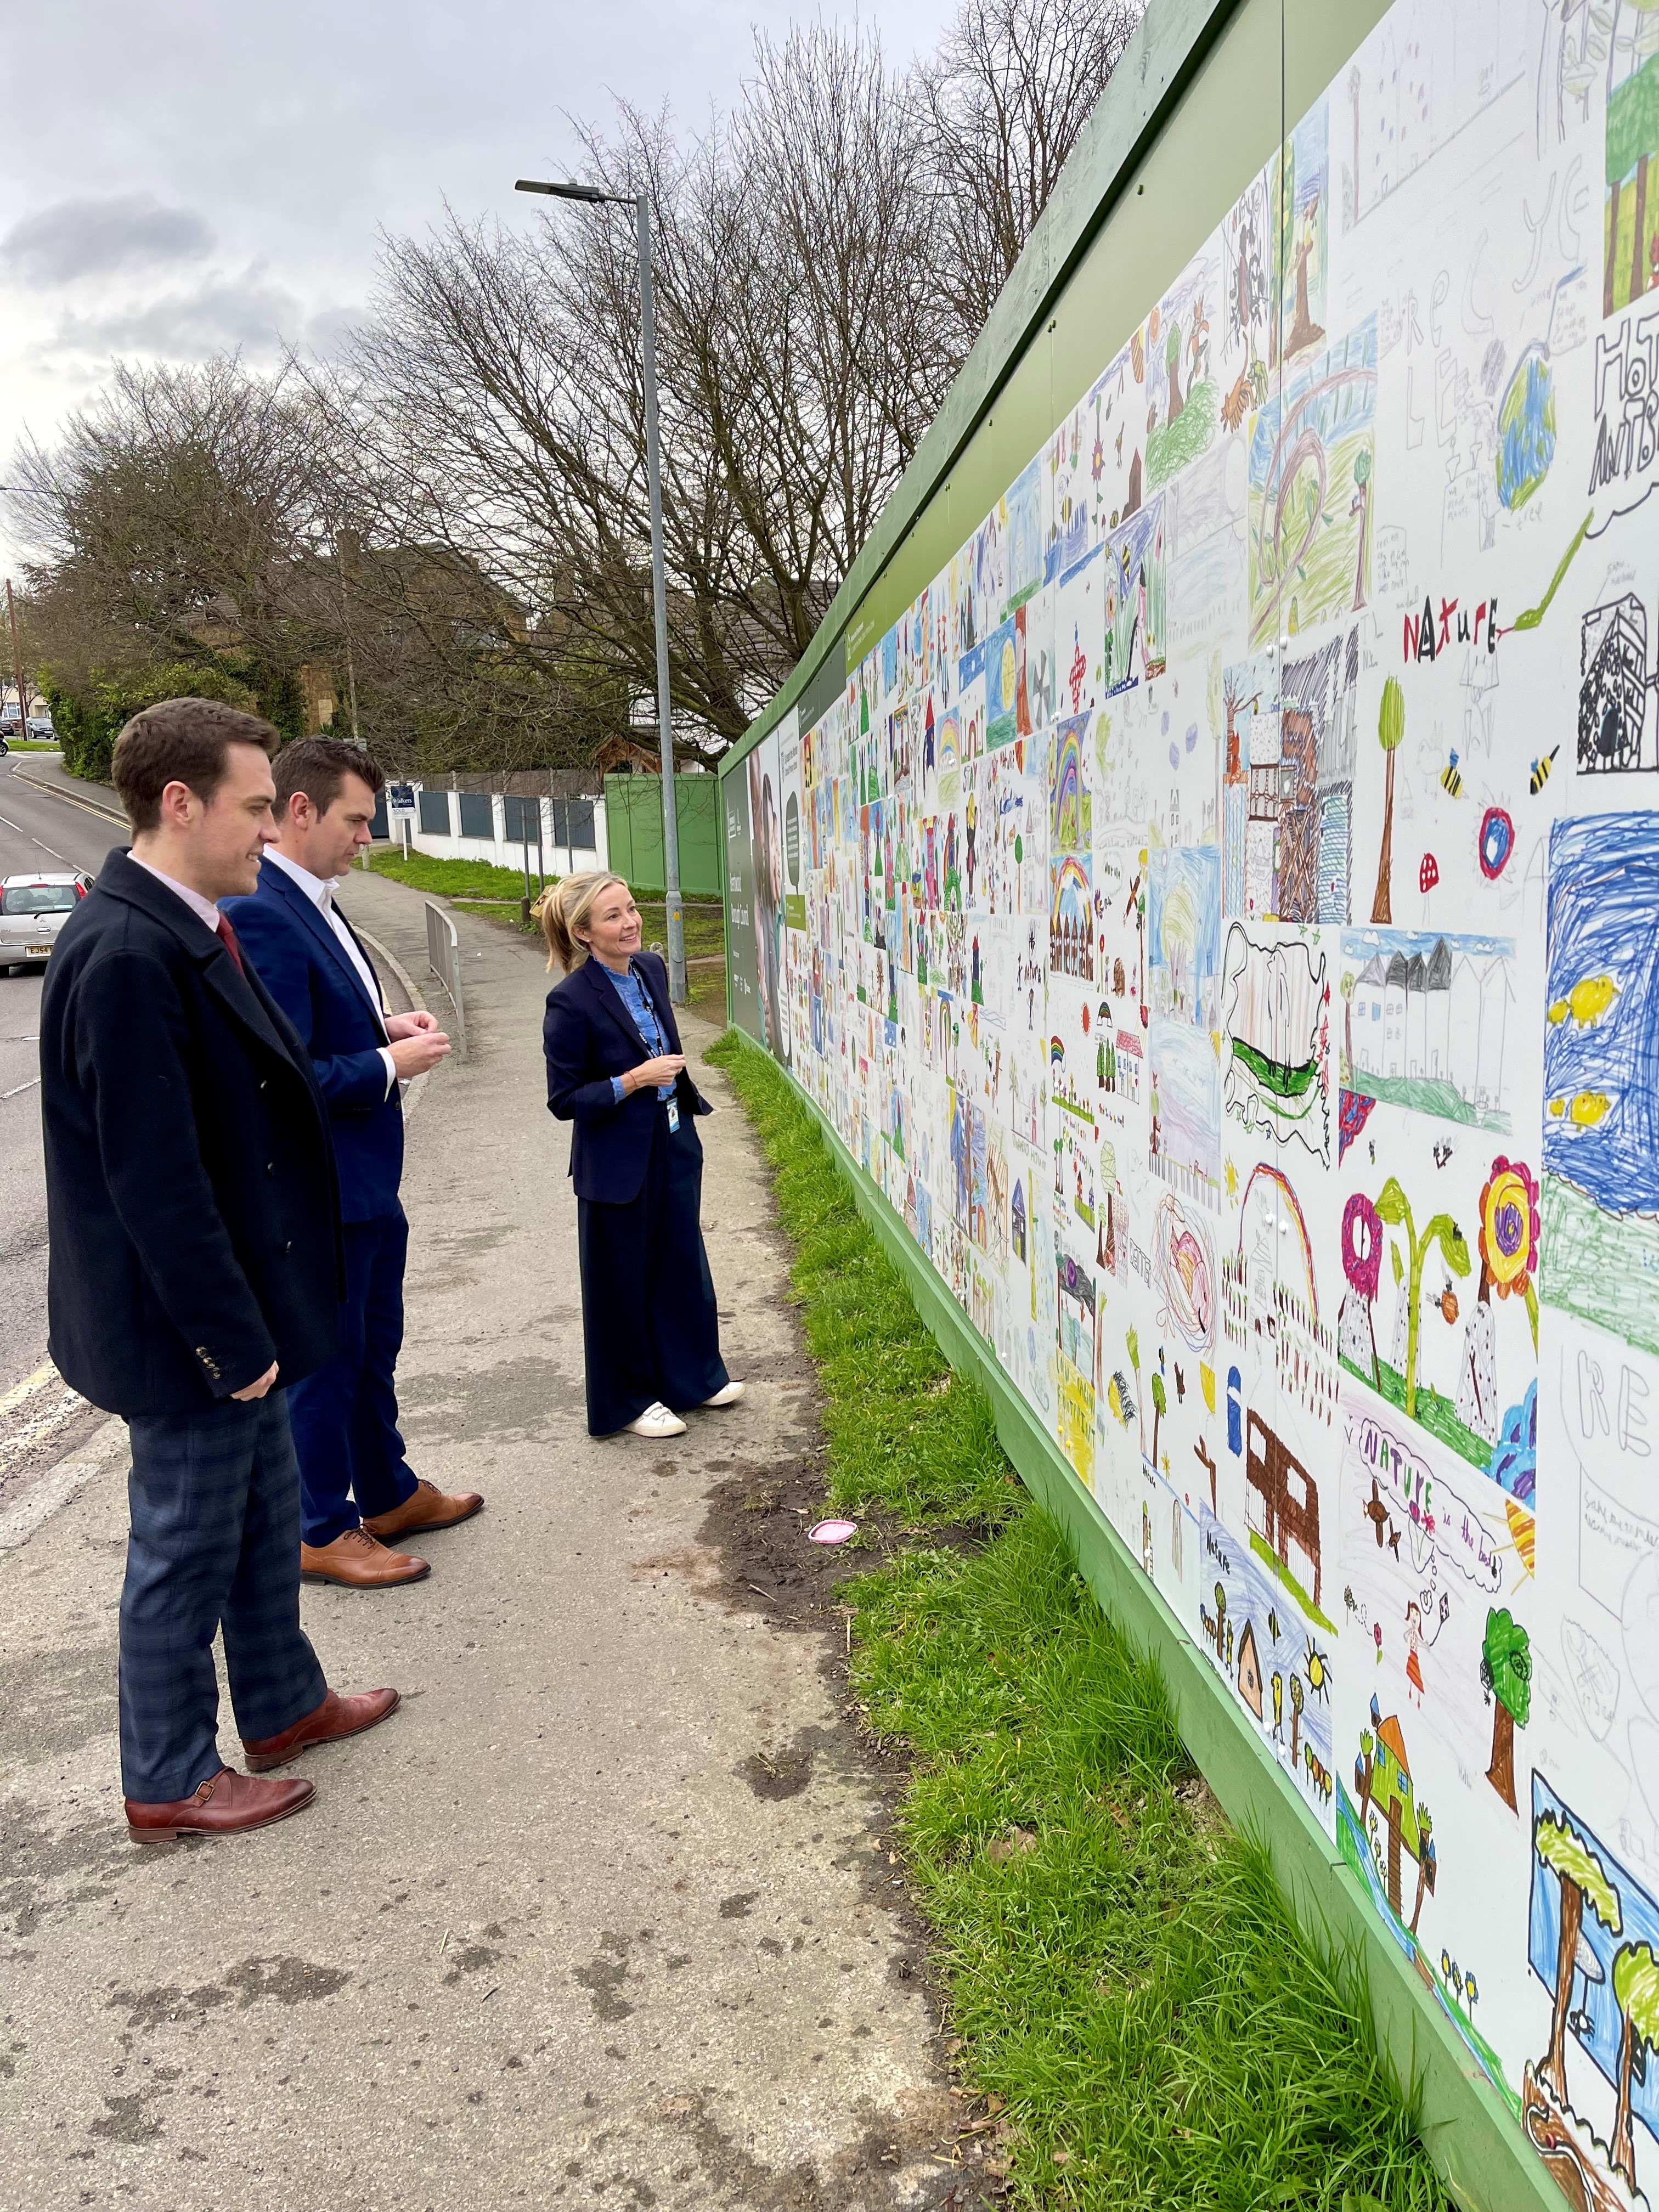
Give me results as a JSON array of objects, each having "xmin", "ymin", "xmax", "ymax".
[
  {"xmin": 14, "ymin": 0, "xmax": 1147, "ymax": 764},
  {"xmin": 10, "ymin": 358, "xmax": 328, "ymax": 725},
  {"xmin": 919, "ymin": 0, "xmax": 1144, "ymax": 338}
]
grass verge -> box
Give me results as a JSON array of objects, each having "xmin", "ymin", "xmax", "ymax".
[
  {"xmin": 368, "ymin": 848, "xmax": 534, "ymax": 900},
  {"xmin": 706, "ymin": 1025, "xmax": 1448, "ymax": 2212}
]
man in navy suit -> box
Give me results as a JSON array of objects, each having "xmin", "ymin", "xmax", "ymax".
[
  {"xmin": 42, "ymin": 697, "xmax": 399, "ymax": 1839},
  {"xmin": 225, "ymin": 738, "xmax": 482, "ymax": 1589}
]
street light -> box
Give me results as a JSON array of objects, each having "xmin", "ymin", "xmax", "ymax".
[{"xmin": 515, "ymin": 177, "xmax": 686, "ymax": 1005}]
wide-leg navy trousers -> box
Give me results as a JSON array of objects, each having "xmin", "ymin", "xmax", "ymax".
[
  {"xmin": 577, "ymin": 1104, "xmax": 728, "ymax": 1435},
  {"xmin": 286, "ymin": 1209, "xmax": 420, "ymax": 1548},
  {"xmin": 120, "ymin": 1392, "xmax": 326, "ymax": 1803}
]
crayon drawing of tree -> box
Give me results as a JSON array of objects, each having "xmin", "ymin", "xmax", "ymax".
[
  {"xmin": 1480, "ymin": 1607, "xmax": 1532, "ymax": 1812},
  {"xmin": 1375, "ymin": 1177, "xmax": 1470, "ymax": 1419},
  {"xmin": 1150, "ymin": 1368, "xmax": 1167, "ymax": 1469},
  {"xmin": 1369, "ymin": 675, "xmax": 1404, "ymax": 924},
  {"xmin": 1535, "ymin": 1810, "xmax": 1622, "ymax": 2111},
  {"xmin": 1611, "ymin": 1940, "xmax": 1659, "ymax": 2192}
]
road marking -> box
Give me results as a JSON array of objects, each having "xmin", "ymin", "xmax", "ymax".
[
  {"xmin": 0, "ymin": 1361, "xmax": 58, "ymax": 1419},
  {"xmin": 2, "ymin": 1076, "xmax": 40, "ymax": 1098},
  {"xmin": 0, "ymin": 807, "xmax": 75, "ymax": 860}
]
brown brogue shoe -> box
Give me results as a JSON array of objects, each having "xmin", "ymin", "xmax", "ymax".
[
  {"xmin": 242, "ymin": 1686, "xmax": 401, "ymax": 1773},
  {"xmin": 362, "ymin": 1477, "xmax": 483, "ymax": 1539},
  {"xmin": 300, "ymin": 1527, "xmax": 430, "ymax": 1587},
  {"xmin": 126, "ymin": 1767, "xmax": 315, "ymax": 1843}
]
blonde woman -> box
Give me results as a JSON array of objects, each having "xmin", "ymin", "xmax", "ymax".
[{"xmin": 540, "ymin": 873, "xmax": 741, "ymax": 1440}]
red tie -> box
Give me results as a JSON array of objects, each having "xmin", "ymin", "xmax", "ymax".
[{"xmin": 216, "ymin": 914, "xmax": 246, "ymax": 975}]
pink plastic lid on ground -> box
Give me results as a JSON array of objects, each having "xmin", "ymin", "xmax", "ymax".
[{"xmin": 806, "ymin": 1518, "xmax": 859, "ymax": 1545}]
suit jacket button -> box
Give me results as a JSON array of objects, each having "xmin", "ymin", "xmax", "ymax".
[
  {"xmin": 258, "ymin": 1079, "xmax": 268, "ymax": 1092},
  {"xmin": 282, "ymin": 1239, "xmax": 293, "ymax": 1255},
  {"xmin": 266, "ymin": 1161, "xmax": 276, "ymax": 1176}
]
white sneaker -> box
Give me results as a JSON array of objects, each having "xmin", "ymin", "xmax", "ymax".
[
  {"xmin": 701, "ymin": 1380, "xmax": 744, "ymax": 1409},
  {"xmin": 625, "ymin": 1401, "xmax": 687, "ymax": 1438}
]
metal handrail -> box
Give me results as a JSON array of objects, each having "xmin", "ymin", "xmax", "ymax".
[{"xmin": 424, "ymin": 901, "xmax": 469, "ymax": 1063}]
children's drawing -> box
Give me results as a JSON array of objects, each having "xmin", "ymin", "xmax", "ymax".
[
  {"xmin": 1221, "ymin": 924, "xmax": 1330, "ymax": 1161},
  {"xmin": 1605, "ymin": 47, "xmax": 1659, "ymax": 322},
  {"xmin": 1527, "ymin": 1776, "xmax": 1659, "ymax": 2206},
  {"xmin": 719, "ymin": 9, "xmax": 1659, "ymax": 2189},
  {"xmin": 1542, "ymin": 814, "xmax": 1659, "ymax": 1359},
  {"xmin": 1248, "ymin": 318, "xmax": 1376, "ymax": 648},
  {"xmin": 1579, "ymin": 593, "xmax": 1659, "ymax": 774},
  {"xmin": 1223, "ymin": 1163, "xmax": 1337, "ymax": 1426},
  {"xmin": 1148, "ymin": 844, "xmax": 1221, "ymax": 1025},
  {"xmin": 1351, "ymin": 1693, "xmax": 1438, "ymax": 1935},
  {"xmin": 1103, "ymin": 499, "xmax": 1167, "ymax": 693},
  {"xmin": 1199, "ymin": 1503, "xmax": 1336, "ymax": 1834},
  {"xmin": 1341, "ymin": 928, "xmax": 1517, "ymax": 1131}
]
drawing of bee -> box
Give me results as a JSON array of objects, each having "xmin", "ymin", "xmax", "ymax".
[
  {"xmin": 1530, "ymin": 745, "xmax": 1560, "ymax": 795},
  {"xmin": 1440, "ymin": 751, "xmax": 1464, "ymax": 798}
]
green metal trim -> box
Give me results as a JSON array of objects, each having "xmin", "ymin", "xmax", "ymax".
[{"xmin": 719, "ymin": 1032, "xmax": 1565, "ymax": 2212}]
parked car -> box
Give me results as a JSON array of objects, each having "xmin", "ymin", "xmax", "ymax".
[
  {"xmin": 25, "ymin": 718, "xmax": 53, "ymax": 740},
  {"xmin": 0, "ymin": 873, "xmax": 94, "ymax": 971}
]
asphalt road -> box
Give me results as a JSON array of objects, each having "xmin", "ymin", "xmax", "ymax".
[{"xmin": 0, "ymin": 763, "xmax": 124, "ymax": 1504}]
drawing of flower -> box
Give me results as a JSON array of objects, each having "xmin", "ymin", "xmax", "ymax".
[
  {"xmin": 1479, "ymin": 1158, "xmax": 1540, "ymax": 1298},
  {"xmin": 1342, "ymin": 1193, "xmax": 1383, "ymax": 1300}
]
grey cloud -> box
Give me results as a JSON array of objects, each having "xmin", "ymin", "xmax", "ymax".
[
  {"xmin": 51, "ymin": 270, "xmax": 309, "ymax": 359},
  {"xmin": 2, "ymin": 194, "xmax": 215, "ymax": 284}
]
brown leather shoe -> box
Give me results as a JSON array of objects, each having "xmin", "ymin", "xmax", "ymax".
[
  {"xmin": 362, "ymin": 1477, "xmax": 483, "ymax": 1539},
  {"xmin": 242, "ymin": 1686, "xmax": 401, "ymax": 1773},
  {"xmin": 300, "ymin": 1526, "xmax": 430, "ymax": 1587},
  {"xmin": 126, "ymin": 1767, "xmax": 315, "ymax": 1843}
]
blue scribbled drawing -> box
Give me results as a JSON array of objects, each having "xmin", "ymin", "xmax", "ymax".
[
  {"xmin": 1497, "ymin": 346, "xmax": 1556, "ymax": 514},
  {"xmin": 1540, "ymin": 814, "xmax": 1659, "ymax": 1355},
  {"xmin": 1488, "ymin": 1380, "xmax": 1537, "ymax": 1507}
]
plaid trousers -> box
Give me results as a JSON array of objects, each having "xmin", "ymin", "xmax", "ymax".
[{"xmin": 120, "ymin": 1391, "xmax": 327, "ymax": 1803}]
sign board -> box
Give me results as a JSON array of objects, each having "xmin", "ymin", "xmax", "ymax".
[{"xmin": 387, "ymin": 783, "xmax": 416, "ymax": 817}]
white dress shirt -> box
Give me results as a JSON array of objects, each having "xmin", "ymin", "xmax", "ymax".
[
  {"xmin": 130, "ymin": 855, "xmax": 227, "ymax": 937},
  {"xmin": 261, "ymin": 849, "xmax": 398, "ymax": 1098}
]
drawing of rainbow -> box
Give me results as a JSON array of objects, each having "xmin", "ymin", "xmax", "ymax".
[{"xmin": 1239, "ymin": 1163, "xmax": 1319, "ymax": 1321}]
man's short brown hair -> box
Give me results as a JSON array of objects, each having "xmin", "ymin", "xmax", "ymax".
[
  {"xmin": 111, "ymin": 697, "xmax": 281, "ymax": 834},
  {"xmin": 273, "ymin": 736, "xmax": 387, "ymax": 819}
]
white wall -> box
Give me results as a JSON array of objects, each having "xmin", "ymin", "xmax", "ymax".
[{"xmin": 388, "ymin": 782, "xmax": 607, "ymax": 876}]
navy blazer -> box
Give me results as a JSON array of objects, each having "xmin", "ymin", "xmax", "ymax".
[
  {"xmin": 42, "ymin": 849, "xmax": 345, "ymax": 1417},
  {"xmin": 224, "ymin": 861, "xmax": 403, "ymax": 1222},
  {"xmin": 543, "ymin": 951, "xmax": 712, "ymax": 1203}
]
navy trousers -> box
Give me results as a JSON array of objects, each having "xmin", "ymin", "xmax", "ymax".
[
  {"xmin": 121, "ymin": 1393, "xmax": 327, "ymax": 1803},
  {"xmin": 577, "ymin": 1103, "xmax": 729, "ymax": 1435},
  {"xmin": 286, "ymin": 1209, "xmax": 420, "ymax": 1548}
]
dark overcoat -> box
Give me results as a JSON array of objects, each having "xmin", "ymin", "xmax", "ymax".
[{"xmin": 41, "ymin": 848, "xmax": 343, "ymax": 1415}]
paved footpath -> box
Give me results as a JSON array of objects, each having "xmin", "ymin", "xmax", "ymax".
[{"xmin": 0, "ymin": 870, "xmax": 959, "ymax": 2211}]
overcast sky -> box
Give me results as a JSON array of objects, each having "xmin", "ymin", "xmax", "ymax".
[{"xmin": 0, "ymin": 0, "xmax": 955, "ymax": 575}]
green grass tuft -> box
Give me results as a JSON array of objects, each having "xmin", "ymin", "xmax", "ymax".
[{"xmin": 709, "ymin": 1026, "xmax": 1450, "ymax": 2212}]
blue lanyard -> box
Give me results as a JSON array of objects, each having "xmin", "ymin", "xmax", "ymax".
[{"xmin": 626, "ymin": 962, "xmax": 667, "ymax": 1057}]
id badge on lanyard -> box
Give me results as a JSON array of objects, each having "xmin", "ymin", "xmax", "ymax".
[{"xmin": 665, "ymin": 1097, "xmax": 680, "ymax": 1133}]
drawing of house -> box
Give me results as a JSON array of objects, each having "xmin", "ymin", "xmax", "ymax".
[
  {"xmin": 1351, "ymin": 955, "xmax": 1387, "ymax": 1069},
  {"xmin": 1246, "ymin": 1406, "xmax": 1323, "ymax": 1607},
  {"xmin": 1578, "ymin": 594, "xmax": 1650, "ymax": 772},
  {"xmin": 1447, "ymin": 952, "xmax": 1512, "ymax": 1116},
  {"xmin": 1237, "ymin": 1618, "xmax": 1265, "ymax": 1719},
  {"xmin": 1347, "ymin": 936, "xmax": 1512, "ymax": 1118}
]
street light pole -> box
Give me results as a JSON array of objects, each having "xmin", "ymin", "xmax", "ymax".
[
  {"xmin": 515, "ymin": 177, "xmax": 686, "ymax": 1005},
  {"xmin": 4, "ymin": 578, "xmax": 27, "ymax": 736}
]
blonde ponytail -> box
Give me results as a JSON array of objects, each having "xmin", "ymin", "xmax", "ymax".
[{"xmin": 539, "ymin": 871, "xmax": 627, "ymax": 973}]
